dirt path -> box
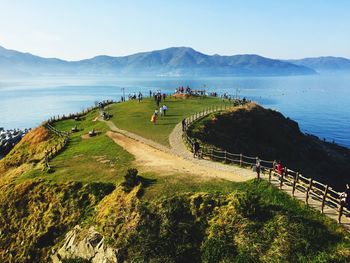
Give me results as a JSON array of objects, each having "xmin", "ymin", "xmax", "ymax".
[
  {"xmin": 105, "ymin": 121, "xmax": 255, "ymax": 182},
  {"xmin": 105, "ymin": 120, "xmax": 350, "ymax": 229}
]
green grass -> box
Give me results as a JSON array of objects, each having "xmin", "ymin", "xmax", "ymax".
[
  {"xmin": 18, "ymin": 96, "xmax": 229, "ymax": 182},
  {"xmin": 19, "ymin": 109, "xmax": 134, "ymax": 183},
  {"xmin": 108, "ymin": 96, "xmax": 229, "ymax": 145},
  {"xmin": 140, "ymin": 172, "xmax": 243, "ymax": 200}
]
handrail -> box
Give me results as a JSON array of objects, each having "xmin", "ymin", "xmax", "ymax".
[
  {"xmin": 42, "ymin": 100, "xmax": 115, "ymax": 171},
  {"xmin": 182, "ymin": 103, "xmax": 349, "ymax": 225}
]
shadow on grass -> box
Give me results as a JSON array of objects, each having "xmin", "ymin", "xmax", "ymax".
[
  {"xmin": 156, "ymin": 122, "xmax": 179, "ymax": 126},
  {"xmin": 139, "ymin": 176, "xmax": 157, "ymax": 188},
  {"xmin": 163, "ymin": 114, "xmax": 181, "ymax": 117}
]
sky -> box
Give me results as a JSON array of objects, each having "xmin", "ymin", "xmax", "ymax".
[{"xmin": 0, "ymin": 0, "xmax": 349, "ymax": 60}]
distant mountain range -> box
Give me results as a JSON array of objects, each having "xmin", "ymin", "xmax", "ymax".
[
  {"xmin": 0, "ymin": 45, "xmax": 349, "ymax": 77},
  {"xmin": 287, "ymin": 57, "xmax": 350, "ymax": 72}
]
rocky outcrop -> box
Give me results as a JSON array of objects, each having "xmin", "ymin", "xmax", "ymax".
[{"xmin": 51, "ymin": 225, "xmax": 118, "ymax": 263}]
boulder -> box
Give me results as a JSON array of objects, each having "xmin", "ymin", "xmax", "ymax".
[{"xmin": 51, "ymin": 225, "xmax": 118, "ymax": 263}]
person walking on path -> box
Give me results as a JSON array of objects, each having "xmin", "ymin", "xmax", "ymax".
[
  {"xmin": 256, "ymin": 158, "xmax": 261, "ymax": 179},
  {"xmin": 339, "ymin": 189, "xmax": 348, "ymax": 223},
  {"xmin": 345, "ymin": 184, "xmax": 350, "ymax": 210},
  {"xmin": 159, "ymin": 106, "xmax": 163, "ymax": 116},
  {"xmin": 182, "ymin": 119, "xmax": 186, "ymax": 132},
  {"xmin": 193, "ymin": 140, "xmax": 201, "ymax": 158},
  {"xmin": 162, "ymin": 104, "xmax": 168, "ymax": 116},
  {"xmin": 138, "ymin": 92, "xmax": 143, "ymax": 102},
  {"xmin": 151, "ymin": 114, "xmax": 157, "ymax": 125},
  {"xmin": 276, "ymin": 161, "xmax": 284, "ymax": 175}
]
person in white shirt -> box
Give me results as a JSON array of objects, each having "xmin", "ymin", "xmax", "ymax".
[{"xmin": 162, "ymin": 105, "xmax": 168, "ymax": 116}]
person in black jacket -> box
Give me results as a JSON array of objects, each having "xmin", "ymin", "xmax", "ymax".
[
  {"xmin": 345, "ymin": 184, "xmax": 350, "ymax": 209},
  {"xmin": 193, "ymin": 140, "xmax": 201, "ymax": 158}
]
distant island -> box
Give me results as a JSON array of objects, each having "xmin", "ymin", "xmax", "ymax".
[{"xmin": 1, "ymin": 45, "xmax": 349, "ymax": 77}]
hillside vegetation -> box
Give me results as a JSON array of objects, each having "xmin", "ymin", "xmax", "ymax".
[
  {"xmin": 91, "ymin": 178, "xmax": 350, "ymax": 263},
  {"xmin": 187, "ymin": 102, "xmax": 350, "ymax": 191},
  {"xmin": 0, "ymin": 97, "xmax": 349, "ymax": 262}
]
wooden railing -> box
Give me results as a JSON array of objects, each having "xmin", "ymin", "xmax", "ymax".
[
  {"xmin": 183, "ymin": 105, "xmax": 350, "ymax": 224},
  {"xmin": 42, "ymin": 100, "xmax": 115, "ymax": 126},
  {"xmin": 44, "ymin": 124, "xmax": 70, "ymax": 172},
  {"xmin": 42, "ymin": 100, "xmax": 114, "ymax": 171}
]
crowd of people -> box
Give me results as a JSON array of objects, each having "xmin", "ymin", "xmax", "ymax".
[
  {"xmin": 151, "ymin": 91, "xmax": 167, "ymax": 107},
  {"xmin": 122, "ymin": 92, "xmax": 144, "ymax": 102},
  {"xmin": 146, "ymin": 88, "xmax": 350, "ymax": 214},
  {"xmin": 149, "ymin": 90, "xmax": 168, "ymax": 125},
  {"xmin": 150, "ymin": 104, "xmax": 168, "ymax": 125},
  {"xmin": 174, "ymin": 86, "xmax": 207, "ymax": 96}
]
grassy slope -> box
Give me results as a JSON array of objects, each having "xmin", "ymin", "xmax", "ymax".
[
  {"xmin": 96, "ymin": 179, "xmax": 350, "ymax": 262},
  {"xmin": 20, "ymin": 109, "xmax": 134, "ymax": 183},
  {"xmin": 18, "ymin": 96, "xmax": 228, "ymax": 183},
  {"xmin": 187, "ymin": 102, "xmax": 350, "ymax": 190},
  {"xmin": 108, "ymin": 96, "xmax": 228, "ymax": 145},
  {"xmin": 0, "ymin": 97, "xmax": 349, "ymax": 262},
  {"xmin": 0, "ymin": 179, "xmax": 115, "ymax": 263}
]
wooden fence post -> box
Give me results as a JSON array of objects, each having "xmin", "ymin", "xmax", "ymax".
[
  {"xmin": 269, "ymin": 169, "xmax": 272, "ymax": 182},
  {"xmin": 240, "ymin": 153, "xmax": 243, "ymax": 167},
  {"xmin": 292, "ymin": 172, "xmax": 299, "ymax": 196},
  {"xmin": 224, "ymin": 150, "xmax": 227, "ymax": 162},
  {"xmin": 321, "ymin": 185, "xmax": 329, "ymax": 213},
  {"xmin": 306, "ymin": 179, "xmax": 313, "ymax": 205}
]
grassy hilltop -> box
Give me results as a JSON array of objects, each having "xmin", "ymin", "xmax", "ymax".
[
  {"xmin": 0, "ymin": 96, "xmax": 349, "ymax": 263},
  {"xmin": 187, "ymin": 102, "xmax": 350, "ymax": 191}
]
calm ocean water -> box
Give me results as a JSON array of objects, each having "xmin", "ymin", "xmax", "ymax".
[{"xmin": 0, "ymin": 74, "xmax": 349, "ymax": 147}]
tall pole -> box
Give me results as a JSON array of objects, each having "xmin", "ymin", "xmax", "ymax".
[{"xmin": 121, "ymin": 87, "xmax": 125, "ymax": 102}]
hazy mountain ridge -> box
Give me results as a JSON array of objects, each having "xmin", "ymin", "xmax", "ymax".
[
  {"xmin": 287, "ymin": 56, "xmax": 350, "ymax": 72},
  {"xmin": 0, "ymin": 45, "xmax": 338, "ymax": 76}
]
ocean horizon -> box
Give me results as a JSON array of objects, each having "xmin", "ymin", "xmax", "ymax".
[{"xmin": 1, "ymin": 73, "xmax": 349, "ymax": 148}]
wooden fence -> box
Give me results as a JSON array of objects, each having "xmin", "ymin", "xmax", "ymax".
[
  {"xmin": 44, "ymin": 124, "xmax": 70, "ymax": 171},
  {"xmin": 42, "ymin": 100, "xmax": 114, "ymax": 171},
  {"xmin": 183, "ymin": 105, "xmax": 350, "ymax": 223},
  {"xmin": 42, "ymin": 100, "xmax": 115, "ymax": 126}
]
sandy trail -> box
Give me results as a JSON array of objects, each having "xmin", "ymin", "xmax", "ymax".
[
  {"xmin": 106, "ymin": 131, "xmax": 254, "ymax": 182},
  {"xmin": 105, "ymin": 121, "xmax": 350, "ymax": 229}
]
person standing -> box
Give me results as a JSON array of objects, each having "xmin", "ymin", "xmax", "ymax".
[
  {"xmin": 345, "ymin": 184, "xmax": 350, "ymax": 209},
  {"xmin": 159, "ymin": 106, "xmax": 163, "ymax": 116},
  {"xmin": 162, "ymin": 104, "xmax": 168, "ymax": 116},
  {"xmin": 256, "ymin": 158, "xmax": 261, "ymax": 179},
  {"xmin": 151, "ymin": 114, "xmax": 157, "ymax": 125},
  {"xmin": 193, "ymin": 140, "xmax": 200, "ymax": 158},
  {"xmin": 276, "ymin": 161, "xmax": 284, "ymax": 175},
  {"xmin": 182, "ymin": 119, "xmax": 186, "ymax": 132}
]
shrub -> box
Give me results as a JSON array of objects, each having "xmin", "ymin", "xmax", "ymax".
[
  {"xmin": 121, "ymin": 168, "xmax": 140, "ymax": 192},
  {"xmin": 62, "ymin": 258, "xmax": 89, "ymax": 263},
  {"xmin": 235, "ymin": 189, "xmax": 264, "ymax": 219}
]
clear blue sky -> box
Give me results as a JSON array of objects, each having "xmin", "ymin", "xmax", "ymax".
[{"xmin": 1, "ymin": 0, "xmax": 349, "ymax": 60}]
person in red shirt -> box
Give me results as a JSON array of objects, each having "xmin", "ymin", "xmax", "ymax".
[{"xmin": 276, "ymin": 161, "xmax": 284, "ymax": 175}]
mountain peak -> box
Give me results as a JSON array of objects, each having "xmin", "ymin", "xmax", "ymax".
[{"xmin": 0, "ymin": 45, "xmax": 323, "ymax": 76}]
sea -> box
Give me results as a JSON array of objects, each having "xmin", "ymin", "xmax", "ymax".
[{"xmin": 0, "ymin": 74, "xmax": 349, "ymax": 148}]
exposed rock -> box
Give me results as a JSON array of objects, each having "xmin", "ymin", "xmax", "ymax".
[{"xmin": 51, "ymin": 225, "xmax": 118, "ymax": 263}]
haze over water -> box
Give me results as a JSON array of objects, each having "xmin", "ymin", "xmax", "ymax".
[{"xmin": 0, "ymin": 74, "xmax": 349, "ymax": 148}]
